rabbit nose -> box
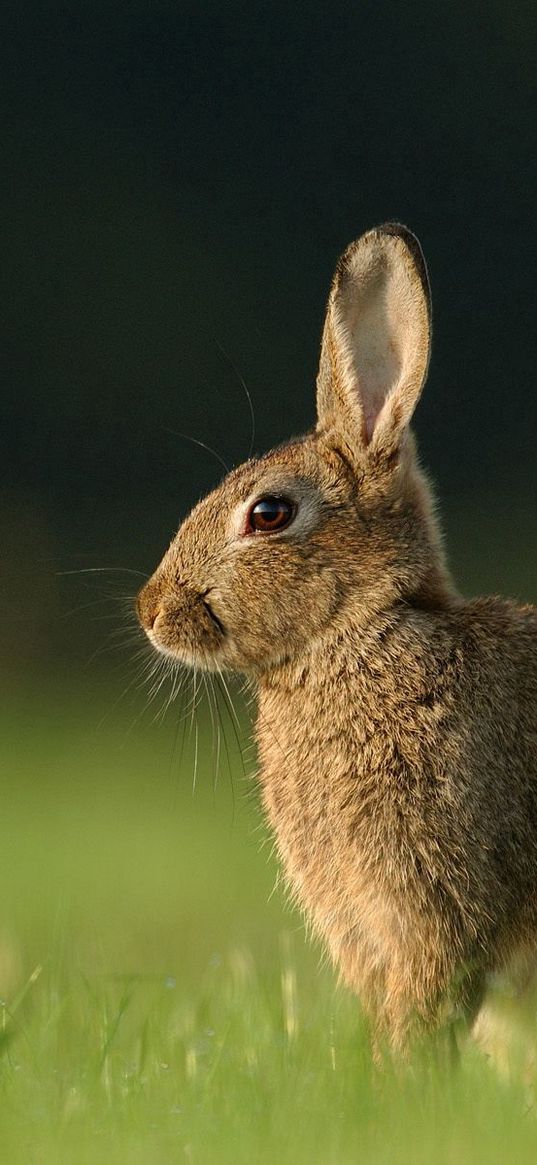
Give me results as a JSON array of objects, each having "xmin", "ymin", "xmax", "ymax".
[{"xmin": 136, "ymin": 584, "xmax": 163, "ymax": 633}]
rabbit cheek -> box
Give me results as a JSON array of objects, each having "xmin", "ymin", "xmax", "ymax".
[{"xmin": 219, "ymin": 567, "xmax": 337, "ymax": 673}]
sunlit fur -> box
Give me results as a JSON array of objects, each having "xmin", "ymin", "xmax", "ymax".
[{"xmin": 137, "ymin": 224, "xmax": 537, "ymax": 1055}]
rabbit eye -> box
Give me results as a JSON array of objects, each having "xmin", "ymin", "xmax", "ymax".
[{"xmin": 247, "ymin": 496, "xmax": 295, "ymax": 534}]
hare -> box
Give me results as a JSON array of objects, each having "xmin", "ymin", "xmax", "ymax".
[{"xmin": 137, "ymin": 223, "xmax": 537, "ymax": 1055}]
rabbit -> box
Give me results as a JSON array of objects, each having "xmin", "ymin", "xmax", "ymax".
[{"xmin": 136, "ymin": 223, "xmax": 537, "ymax": 1055}]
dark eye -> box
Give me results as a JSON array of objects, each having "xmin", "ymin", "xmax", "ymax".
[{"xmin": 247, "ymin": 496, "xmax": 295, "ymax": 534}]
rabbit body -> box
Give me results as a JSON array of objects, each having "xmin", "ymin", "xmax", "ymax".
[
  {"xmin": 258, "ymin": 583, "xmax": 537, "ymax": 1047},
  {"xmin": 137, "ymin": 224, "xmax": 537, "ymax": 1050}
]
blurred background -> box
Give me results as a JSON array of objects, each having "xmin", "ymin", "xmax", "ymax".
[{"xmin": 0, "ymin": 6, "xmax": 536, "ymax": 1152}]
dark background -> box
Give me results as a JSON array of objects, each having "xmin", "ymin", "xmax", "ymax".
[{"xmin": 2, "ymin": 0, "xmax": 536, "ymax": 672}]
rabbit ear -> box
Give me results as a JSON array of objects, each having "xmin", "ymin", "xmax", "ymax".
[{"xmin": 316, "ymin": 223, "xmax": 431, "ymax": 460}]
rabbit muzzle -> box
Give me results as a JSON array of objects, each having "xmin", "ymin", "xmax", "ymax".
[{"xmin": 136, "ymin": 574, "xmax": 225, "ymax": 666}]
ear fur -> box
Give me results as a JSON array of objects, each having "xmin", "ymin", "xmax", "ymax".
[{"xmin": 316, "ymin": 223, "xmax": 431, "ymax": 461}]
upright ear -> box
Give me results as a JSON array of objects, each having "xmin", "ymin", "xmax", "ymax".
[{"xmin": 316, "ymin": 223, "xmax": 431, "ymax": 461}]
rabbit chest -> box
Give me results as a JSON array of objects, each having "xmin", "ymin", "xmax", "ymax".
[{"xmin": 256, "ymin": 657, "xmax": 472, "ymax": 995}]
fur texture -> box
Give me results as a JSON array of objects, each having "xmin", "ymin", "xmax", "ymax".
[{"xmin": 137, "ymin": 224, "xmax": 537, "ymax": 1053}]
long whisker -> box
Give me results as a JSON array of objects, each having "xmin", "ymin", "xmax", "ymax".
[
  {"xmin": 117, "ymin": 656, "xmax": 171, "ymax": 741},
  {"xmin": 202, "ymin": 673, "xmax": 219, "ymax": 794},
  {"xmin": 162, "ymin": 427, "xmax": 230, "ymax": 476},
  {"xmin": 83, "ymin": 629, "xmax": 137, "ymax": 670},
  {"xmin": 187, "ymin": 670, "xmax": 202, "ymax": 795},
  {"xmin": 215, "ymin": 670, "xmax": 247, "ymax": 787},
  {"xmin": 214, "ymin": 337, "xmax": 256, "ymax": 459},
  {"xmin": 211, "ymin": 679, "xmax": 222, "ymax": 797},
  {"xmin": 156, "ymin": 662, "xmax": 186, "ymax": 722},
  {"xmin": 56, "ymin": 568, "xmax": 148, "ymax": 577},
  {"xmin": 217, "ymin": 668, "xmax": 244, "ymax": 738},
  {"xmin": 213, "ymin": 678, "xmax": 236, "ymax": 823},
  {"xmin": 95, "ymin": 660, "xmax": 152, "ymax": 731},
  {"xmin": 161, "ymin": 672, "xmax": 197, "ymax": 816},
  {"xmin": 148, "ymin": 667, "xmax": 173, "ymax": 719},
  {"xmin": 61, "ymin": 598, "xmax": 137, "ymax": 620}
]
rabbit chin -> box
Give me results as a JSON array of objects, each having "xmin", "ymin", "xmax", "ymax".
[
  {"xmin": 145, "ymin": 623, "xmax": 296, "ymax": 676},
  {"xmin": 144, "ymin": 627, "xmax": 226, "ymax": 672}
]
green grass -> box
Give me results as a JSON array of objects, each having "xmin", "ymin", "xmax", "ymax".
[{"xmin": 2, "ymin": 674, "xmax": 537, "ymax": 1164}]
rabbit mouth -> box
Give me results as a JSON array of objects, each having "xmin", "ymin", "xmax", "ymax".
[{"xmin": 200, "ymin": 591, "xmax": 226, "ymax": 636}]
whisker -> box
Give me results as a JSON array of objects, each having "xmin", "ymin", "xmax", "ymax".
[
  {"xmin": 213, "ymin": 679, "xmax": 236, "ymax": 823},
  {"xmin": 56, "ymin": 567, "xmax": 148, "ymax": 577},
  {"xmin": 60, "ymin": 595, "xmax": 137, "ymax": 620},
  {"xmin": 117, "ymin": 655, "xmax": 175, "ymax": 742},
  {"xmin": 148, "ymin": 671, "xmax": 171, "ymax": 715},
  {"xmin": 214, "ymin": 337, "xmax": 256, "ymax": 460},
  {"xmin": 155, "ymin": 662, "xmax": 186, "ymax": 722},
  {"xmin": 202, "ymin": 674, "xmax": 219, "ymax": 794},
  {"xmin": 211, "ymin": 680, "xmax": 222, "ymax": 797},
  {"xmin": 215, "ymin": 668, "xmax": 249, "ymax": 784},
  {"xmin": 162, "ymin": 427, "xmax": 230, "ymax": 476},
  {"xmin": 93, "ymin": 624, "xmax": 143, "ymax": 641},
  {"xmin": 192, "ymin": 708, "xmax": 199, "ymax": 796},
  {"xmin": 167, "ymin": 664, "xmax": 186, "ymax": 710},
  {"xmin": 186, "ymin": 670, "xmax": 203, "ymax": 795},
  {"xmin": 168, "ymin": 682, "xmax": 190, "ymax": 809},
  {"xmin": 217, "ymin": 668, "xmax": 245, "ymax": 738},
  {"xmin": 95, "ymin": 666, "xmax": 148, "ymax": 731}
]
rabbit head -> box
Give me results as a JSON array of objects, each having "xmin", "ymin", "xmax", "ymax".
[{"xmin": 137, "ymin": 224, "xmax": 453, "ymax": 675}]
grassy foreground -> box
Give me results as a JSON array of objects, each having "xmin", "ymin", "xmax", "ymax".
[{"xmin": 2, "ymin": 674, "xmax": 537, "ymax": 1164}]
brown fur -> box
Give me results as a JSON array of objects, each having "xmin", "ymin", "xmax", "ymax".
[{"xmin": 137, "ymin": 224, "xmax": 537, "ymax": 1053}]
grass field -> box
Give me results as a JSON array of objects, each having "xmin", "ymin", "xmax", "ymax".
[{"xmin": 3, "ymin": 671, "xmax": 537, "ymax": 1164}]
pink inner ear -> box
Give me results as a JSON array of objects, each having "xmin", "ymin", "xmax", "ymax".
[
  {"xmin": 362, "ymin": 409, "xmax": 376, "ymax": 446},
  {"xmin": 342, "ymin": 282, "xmax": 401, "ymax": 448},
  {"xmin": 361, "ymin": 407, "xmax": 382, "ymax": 447},
  {"xmin": 360, "ymin": 338, "xmax": 400, "ymax": 444}
]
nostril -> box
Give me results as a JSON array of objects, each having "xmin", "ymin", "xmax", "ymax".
[
  {"xmin": 136, "ymin": 589, "xmax": 162, "ymax": 633},
  {"xmin": 146, "ymin": 605, "xmax": 161, "ymax": 631}
]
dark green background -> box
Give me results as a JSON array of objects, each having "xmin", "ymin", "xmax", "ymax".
[{"xmin": 3, "ymin": 0, "xmax": 536, "ymax": 671}]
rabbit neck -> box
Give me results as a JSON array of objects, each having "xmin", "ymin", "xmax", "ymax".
[{"xmin": 255, "ymin": 599, "xmax": 455, "ymax": 832}]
